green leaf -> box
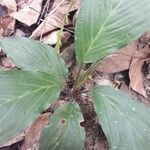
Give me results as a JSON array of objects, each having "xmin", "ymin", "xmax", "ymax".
[
  {"xmin": 92, "ymin": 86, "xmax": 150, "ymax": 150},
  {"xmin": 0, "ymin": 70, "xmax": 63, "ymax": 145},
  {"xmin": 39, "ymin": 102, "xmax": 85, "ymax": 150},
  {"xmin": 0, "ymin": 37, "xmax": 68, "ymax": 79},
  {"xmin": 75, "ymin": 0, "xmax": 150, "ymax": 63},
  {"xmin": 0, "ymin": 70, "xmax": 64, "ymax": 145},
  {"xmin": 0, "ymin": 37, "xmax": 68, "ymax": 145}
]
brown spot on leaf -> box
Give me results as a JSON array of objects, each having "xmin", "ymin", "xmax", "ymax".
[{"xmin": 60, "ymin": 118, "xmax": 66, "ymax": 125}]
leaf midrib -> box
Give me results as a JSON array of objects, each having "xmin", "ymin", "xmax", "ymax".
[
  {"xmin": 101, "ymin": 94, "xmax": 143, "ymax": 143},
  {"xmin": 0, "ymin": 86, "xmax": 58, "ymax": 136},
  {"xmin": 0, "ymin": 85, "xmax": 58, "ymax": 108},
  {"xmin": 85, "ymin": 0, "xmax": 124, "ymax": 59}
]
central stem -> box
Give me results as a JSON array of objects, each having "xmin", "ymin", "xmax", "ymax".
[{"xmin": 73, "ymin": 60, "xmax": 101, "ymax": 92}]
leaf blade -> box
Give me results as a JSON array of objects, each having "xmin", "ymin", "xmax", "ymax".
[
  {"xmin": 0, "ymin": 70, "xmax": 63, "ymax": 145},
  {"xmin": 92, "ymin": 86, "xmax": 150, "ymax": 150},
  {"xmin": 39, "ymin": 102, "xmax": 85, "ymax": 150},
  {"xmin": 75, "ymin": 0, "xmax": 150, "ymax": 63},
  {"xmin": 0, "ymin": 37, "xmax": 68, "ymax": 80}
]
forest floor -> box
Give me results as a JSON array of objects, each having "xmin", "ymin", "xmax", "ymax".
[{"xmin": 0, "ymin": 0, "xmax": 150, "ymax": 150}]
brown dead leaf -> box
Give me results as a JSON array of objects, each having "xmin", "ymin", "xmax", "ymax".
[
  {"xmin": 0, "ymin": 4, "xmax": 8, "ymax": 17},
  {"xmin": 21, "ymin": 113, "xmax": 51, "ymax": 150},
  {"xmin": 97, "ymin": 32, "xmax": 150, "ymax": 98},
  {"xmin": 14, "ymin": 29, "xmax": 25, "ymax": 37},
  {"xmin": 41, "ymin": 30, "xmax": 71, "ymax": 45},
  {"xmin": 0, "ymin": 99, "xmax": 65, "ymax": 149},
  {"xmin": 129, "ymin": 45, "xmax": 150, "ymax": 97},
  {"xmin": 11, "ymin": 0, "xmax": 43, "ymax": 26},
  {"xmin": 15, "ymin": 0, "xmax": 29, "ymax": 10},
  {"xmin": 0, "ymin": 0, "xmax": 16, "ymax": 36},
  {"xmin": 0, "ymin": 48, "xmax": 5, "ymax": 56},
  {"xmin": 20, "ymin": 99, "xmax": 65, "ymax": 149},
  {"xmin": 1, "ymin": 57, "xmax": 16, "ymax": 68},
  {"xmin": 0, "ymin": 0, "xmax": 16, "ymax": 12},
  {"xmin": 41, "ymin": 30, "xmax": 59, "ymax": 45},
  {"xmin": 0, "ymin": 113, "xmax": 50, "ymax": 150},
  {"xmin": 0, "ymin": 133, "xmax": 25, "ymax": 148},
  {"xmin": 0, "ymin": 17, "xmax": 14, "ymax": 36},
  {"xmin": 31, "ymin": 0, "xmax": 80, "ymax": 39},
  {"xmin": 96, "ymin": 42, "xmax": 137, "ymax": 73}
]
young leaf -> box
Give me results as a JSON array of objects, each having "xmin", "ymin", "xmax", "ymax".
[
  {"xmin": 75, "ymin": 0, "xmax": 150, "ymax": 63},
  {"xmin": 0, "ymin": 37, "xmax": 68, "ymax": 80},
  {"xmin": 92, "ymin": 86, "xmax": 150, "ymax": 150},
  {"xmin": 0, "ymin": 70, "xmax": 64, "ymax": 145},
  {"xmin": 39, "ymin": 102, "xmax": 85, "ymax": 150}
]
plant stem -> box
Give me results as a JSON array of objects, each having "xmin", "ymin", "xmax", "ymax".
[
  {"xmin": 73, "ymin": 60, "xmax": 101, "ymax": 92},
  {"xmin": 73, "ymin": 63, "xmax": 83, "ymax": 92}
]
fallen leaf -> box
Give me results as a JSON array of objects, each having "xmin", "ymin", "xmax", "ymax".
[
  {"xmin": 15, "ymin": 0, "xmax": 28, "ymax": 10},
  {"xmin": 0, "ymin": 4, "xmax": 8, "ymax": 17},
  {"xmin": 0, "ymin": 17, "xmax": 15, "ymax": 36},
  {"xmin": 41, "ymin": 30, "xmax": 71, "ymax": 45},
  {"xmin": 61, "ymin": 44, "xmax": 75, "ymax": 68},
  {"xmin": 14, "ymin": 29, "xmax": 25, "ymax": 37},
  {"xmin": 129, "ymin": 45, "xmax": 150, "ymax": 97},
  {"xmin": 0, "ymin": 48, "xmax": 5, "ymax": 56},
  {"xmin": 0, "ymin": 0, "xmax": 16, "ymax": 12},
  {"xmin": 41, "ymin": 30, "xmax": 58, "ymax": 45},
  {"xmin": 20, "ymin": 99, "xmax": 65, "ymax": 150},
  {"xmin": 31, "ymin": 0, "xmax": 79, "ymax": 39},
  {"xmin": 96, "ymin": 42, "xmax": 137, "ymax": 73},
  {"xmin": 11, "ymin": 0, "xmax": 43, "ymax": 26},
  {"xmin": 20, "ymin": 113, "xmax": 51, "ymax": 150},
  {"xmin": 0, "ymin": 133, "xmax": 25, "ymax": 148},
  {"xmin": 1, "ymin": 57, "xmax": 16, "ymax": 68},
  {"xmin": 0, "ymin": 0, "xmax": 16, "ymax": 36}
]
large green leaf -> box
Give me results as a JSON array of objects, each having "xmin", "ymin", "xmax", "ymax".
[
  {"xmin": 92, "ymin": 86, "xmax": 150, "ymax": 150},
  {"xmin": 75, "ymin": 0, "xmax": 150, "ymax": 63},
  {"xmin": 0, "ymin": 37, "xmax": 68, "ymax": 80},
  {"xmin": 0, "ymin": 70, "xmax": 64, "ymax": 145},
  {"xmin": 39, "ymin": 102, "xmax": 85, "ymax": 150},
  {"xmin": 0, "ymin": 37, "xmax": 68, "ymax": 145}
]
